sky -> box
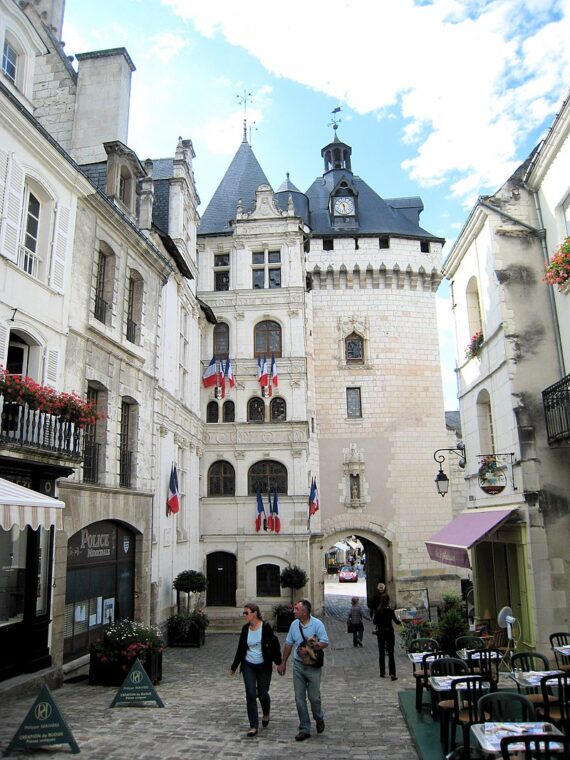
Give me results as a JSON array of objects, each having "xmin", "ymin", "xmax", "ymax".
[{"xmin": 62, "ymin": 0, "xmax": 570, "ymax": 410}]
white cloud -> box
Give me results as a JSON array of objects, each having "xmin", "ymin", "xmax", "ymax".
[
  {"xmin": 161, "ymin": 0, "xmax": 570, "ymax": 204},
  {"xmin": 148, "ymin": 32, "xmax": 189, "ymax": 64}
]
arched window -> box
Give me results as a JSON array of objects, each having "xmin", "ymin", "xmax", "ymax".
[
  {"xmin": 207, "ymin": 401, "xmax": 219, "ymax": 423},
  {"xmin": 208, "ymin": 461, "xmax": 235, "ymax": 496},
  {"xmin": 213, "ymin": 323, "xmax": 229, "ymax": 359},
  {"xmin": 94, "ymin": 243, "xmax": 116, "ymax": 325},
  {"xmin": 256, "ymin": 564, "xmax": 281, "ymax": 596},
  {"xmin": 223, "ymin": 400, "xmax": 235, "ymax": 423},
  {"xmin": 248, "ymin": 398, "xmax": 265, "ymax": 422},
  {"xmin": 466, "ymin": 277, "xmax": 483, "ymax": 339},
  {"xmin": 248, "ymin": 460, "xmax": 287, "ymax": 495},
  {"xmin": 270, "ymin": 397, "xmax": 286, "ymax": 422},
  {"xmin": 254, "ymin": 320, "xmax": 281, "ymax": 358},
  {"xmin": 345, "ymin": 332, "xmax": 364, "ymax": 363}
]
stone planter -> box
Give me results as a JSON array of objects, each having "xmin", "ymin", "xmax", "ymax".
[
  {"xmin": 88, "ymin": 648, "xmax": 163, "ymax": 686},
  {"xmin": 275, "ymin": 611, "xmax": 294, "ymax": 632},
  {"xmin": 169, "ymin": 622, "xmax": 206, "ymax": 648}
]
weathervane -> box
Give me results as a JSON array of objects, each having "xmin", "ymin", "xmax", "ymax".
[
  {"xmin": 237, "ymin": 89, "xmax": 252, "ymax": 142},
  {"xmin": 328, "ymin": 106, "xmax": 342, "ymax": 133}
]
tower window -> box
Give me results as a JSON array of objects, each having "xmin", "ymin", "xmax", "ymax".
[
  {"xmin": 323, "ymin": 238, "xmax": 334, "ymax": 252},
  {"xmin": 346, "ymin": 387, "xmax": 362, "ymax": 418},
  {"xmin": 379, "ymin": 237, "xmax": 389, "ymax": 249},
  {"xmin": 345, "ymin": 333, "xmax": 364, "ymax": 364},
  {"xmin": 420, "ymin": 241, "xmax": 430, "ymax": 253}
]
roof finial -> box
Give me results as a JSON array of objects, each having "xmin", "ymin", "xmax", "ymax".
[
  {"xmin": 328, "ymin": 106, "xmax": 342, "ymax": 135},
  {"xmin": 237, "ymin": 89, "xmax": 253, "ymax": 143}
]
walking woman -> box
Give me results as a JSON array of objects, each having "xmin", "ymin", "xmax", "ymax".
[
  {"xmin": 373, "ymin": 593, "xmax": 401, "ymax": 680},
  {"xmin": 230, "ymin": 603, "xmax": 282, "ymax": 737},
  {"xmin": 347, "ymin": 596, "xmax": 364, "ymax": 647}
]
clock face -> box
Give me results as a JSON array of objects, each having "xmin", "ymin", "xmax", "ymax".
[{"xmin": 334, "ymin": 196, "xmax": 355, "ymax": 215}]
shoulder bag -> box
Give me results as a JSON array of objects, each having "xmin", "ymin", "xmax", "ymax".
[{"xmin": 298, "ymin": 620, "xmax": 324, "ymax": 668}]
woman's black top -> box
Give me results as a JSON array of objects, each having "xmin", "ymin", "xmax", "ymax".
[
  {"xmin": 231, "ymin": 621, "xmax": 282, "ymax": 672},
  {"xmin": 373, "ymin": 607, "xmax": 401, "ymax": 632}
]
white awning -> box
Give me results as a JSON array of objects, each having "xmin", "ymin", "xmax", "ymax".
[
  {"xmin": 334, "ymin": 541, "xmax": 350, "ymax": 552},
  {"xmin": 0, "ymin": 478, "xmax": 65, "ymax": 531},
  {"xmin": 346, "ymin": 538, "xmax": 362, "ymax": 550}
]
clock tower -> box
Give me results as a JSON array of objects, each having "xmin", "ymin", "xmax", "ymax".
[{"xmin": 321, "ymin": 134, "xmax": 359, "ymax": 228}]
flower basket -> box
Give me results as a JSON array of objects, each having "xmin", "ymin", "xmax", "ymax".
[
  {"xmin": 465, "ymin": 330, "xmax": 484, "ymax": 360},
  {"xmin": 89, "ymin": 619, "xmax": 164, "ymax": 685},
  {"xmin": 543, "ymin": 237, "xmax": 570, "ymax": 291}
]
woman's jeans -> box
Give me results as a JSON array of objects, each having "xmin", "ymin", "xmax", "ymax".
[
  {"xmin": 242, "ymin": 661, "xmax": 271, "ymax": 729},
  {"xmin": 352, "ymin": 623, "xmax": 364, "ymax": 646},
  {"xmin": 293, "ymin": 659, "xmax": 324, "ymax": 734},
  {"xmin": 377, "ymin": 629, "xmax": 396, "ymax": 677}
]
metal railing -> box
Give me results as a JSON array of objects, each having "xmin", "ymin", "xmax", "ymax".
[
  {"xmin": 18, "ymin": 244, "xmax": 41, "ymax": 278},
  {"xmin": 83, "ymin": 439, "xmax": 101, "ymax": 484},
  {"xmin": 126, "ymin": 318, "xmax": 137, "ymax": 343},
  {"xmin": 119, "ymin": 448, "xmax": 133, "ymax": 488},
  {"xmin": 94, "ymin": 294, "xmax": 108, "ymax": 324},
  {"xmin": 0, "ymin": 394, "xmax": 83, "ymax": 458},
  {"xmin": 543, "ymin": 373, "xmax": 570, "ymax": 444}
]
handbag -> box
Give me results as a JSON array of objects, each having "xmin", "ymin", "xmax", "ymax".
[
  {"xmin": 298, "ymin": 621, "xmax": 324, "ymax": 668},
  {"xmin": 347, "ymin": 621, "xmax": 354, "ymax": 633}
]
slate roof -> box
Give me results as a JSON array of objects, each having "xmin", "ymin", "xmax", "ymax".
[
  {"xmin": 198, "ymin": 136, "xmax": 443, "ymax": 241},
  {"xmin": 80, "ymin": 162, "xmax": 107, "ymax": 193},
  {"xmin": 198, "ymin": 140, "xmax": 270, "ymax": 236}
]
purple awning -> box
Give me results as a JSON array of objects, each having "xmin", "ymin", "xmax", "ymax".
[{"xmin": 425, "ymin": 508, "xmax": 517, "ymax": 568}]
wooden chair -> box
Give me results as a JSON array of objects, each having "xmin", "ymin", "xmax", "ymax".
[
  {"xmin": 490, "ymin": 627, "xmax": 512, "ymax": 670},
  {"xmin": 430, "ymin": 657, "xmax": 469, "ymax": 746},
  {"xmin": 500, "ymin": 733, "xmax": 569, "ymax": 760},
  {"xmin": 538, "ymin": 673, "xmax": 570, "ymax": 734},
  {"xmin": 549, "ymin": 631, "xmax": 570, "ymax": 673},
  {"xmin": 467, "ymin": 647, "xmax": 501, "ymax": 686},
  {"xmin": 477, "ymin": 691, "xmax": 536, "ymax": 722},
  {"xmin": 456, "ymin": 635, "xmax": 486, "ymax": 652},
  {"xmin": 448, "ymin": 676, "xmax": 492, "ymax": 756},
  {"xmin": 510, "ymin": 652, "xmax": 558, "ymax": 709}
]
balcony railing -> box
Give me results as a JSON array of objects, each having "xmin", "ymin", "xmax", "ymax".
[
  {"xmin": 543, "ymin": 373, "xmax": 570, "ymax": 444},
  {"xmin": 83, "ymin": 439, "xmax": 101, "ymax": 484},
  {"xmin": 0, "ymin": 395, "xmax": 84, "ymax": 458},
  {"xmin": 119, "ymin": 448, "xmax": 133, "ymax": 488}
]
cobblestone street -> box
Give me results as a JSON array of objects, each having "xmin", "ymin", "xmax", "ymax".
[{"xmin": 1, "ymin": 593, "xmax": 418, "ymax": 759}]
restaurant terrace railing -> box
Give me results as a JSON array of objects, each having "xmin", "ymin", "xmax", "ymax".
[
  {"xmin": 0, "ymin": 394, "xmax": 84, "ymax": 459},
  {"xmin": 542, "ymin": 373, "xmax": 570, "ymax": 444}
]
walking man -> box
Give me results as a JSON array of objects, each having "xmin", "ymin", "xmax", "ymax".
[{"xmin": 277, "ymin": 599, "xmax": 329, "ymax": 741}]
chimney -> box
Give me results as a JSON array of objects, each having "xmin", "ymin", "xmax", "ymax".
[{"xmin": 71, "ymin": 48, "xmax": 135, "ymax": 165}]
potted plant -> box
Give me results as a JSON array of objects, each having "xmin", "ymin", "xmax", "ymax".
[
  {"xmin": 89, "ymin": 619, "xmax": 164, "ymax": 686},
  {"xmin": 543, "ymin": 237, "xmax": 570, "ymax": 291},
  {"xmin": 465, "ymin": 330, "xmax": 484, "ymax": 360},
  {"xmin": 168, "ymin": 609, "xmax": 209, "ymax": 647},
  {"xmin": 433, "ymin": 592, "xmax": 468, "ymax": 655},
  {"xmin": 173, "ymin": 570, "xmax": 207, "ymax": 613},
  {"xmin": 272, "ymin": 602, "xmax": 294, "ymax": 632},
  {"xmin": 274, "ymin": 565, "xmax": 308, "ymax": 630}
]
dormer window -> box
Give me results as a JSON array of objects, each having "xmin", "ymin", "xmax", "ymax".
[
  {"xmin": 2, "ymin": 39, "xmax": 17, "ymax": 84},
  {"xmin": 118, "ymin": 165, "xmax": 135, "ymax": 210}
]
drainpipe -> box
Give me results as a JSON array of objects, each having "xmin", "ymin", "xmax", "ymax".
[{"xmin": 529, "ymin": 189, "xmax": 566, "ymax": 377}]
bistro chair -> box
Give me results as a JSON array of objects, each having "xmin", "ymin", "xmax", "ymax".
[
  {"xmin": 415, "ymin": 651, "xmax": 445, "ymax": 711},
  {"xmin": 477, "ymin": 691, "xmax": 536, "ymax": 722},
  {"xmin": 510, "ymin": 652, "xmax": 557, "ymax": 709},
  {"xmin": 549, "ymin": 631, "xmax": 570, "ymax": 673},
  {"xmin": 408, "ymin": 638, "xmax": 439, "ymax": 710},
  {"xmin": 490, "ymin": 627, "xmax": 513, "ymax": 671},
  {"xmin": 430, "ymin": 657, "xmax": 469, "ymax": 745},
  {"xmin": 500, "ymin": 733, "xmax": 569, "ymax": 760},
  {"xmin": 445, "ymin": 749, "xmax": 482, "ymax": 760},
  {"xmin": 448, "ymin": 675, "xmax": 493, "ymax": 756},
  {"xmin": 456, "ymin": 636, "xmax": 487, "ymax": 652},
  {"xmin": 538, "ymin": 673, "xmax": 570, "ymax": 734},
  {"xmin": 467, "ymin": 647, "xmax": 501, "ymax": 685}
]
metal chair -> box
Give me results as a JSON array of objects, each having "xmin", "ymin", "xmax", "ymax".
[
  {"xmin": 549, "ymin": 631, "xmax": 570, "ymax": 673},
  {"xmin": 415, "ymin": 651, "xmax": 445, "ymax": 711},
  {"xmin": 408, "ymin": 638, "xmax": 439, "ymax": 710},
  {"xmin": 500, "ymin": 733, "xmax": 569, "ymax": 760},
  {"xmin": 477, "ymin": 691, "xmax": 536, "ymax": 722},
  {"xmin": 467, "ymin": 647, "xmax": 501, "ymax": 686},
  {"xmin": 430, "ymin": 657, "xmax": 469, "ymax": 746},
  {"xmin": 538, "ymin": 672, "xmax": 570, "ymax": 734},
  {"xmin": 510, "ymin": 651, "xmax": 557, "ymax": 709},
  {"xmin": 456, "ymin": 636, "xmax": 487, "ymax": 652},
  {"xmin": 448, "ymin": 675, "xmax": 493, "ymax": 756}
]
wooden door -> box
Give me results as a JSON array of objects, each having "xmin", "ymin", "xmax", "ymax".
[{"xmin": 206, "ymin": 552, "xmax": 236, "ymax": 606}]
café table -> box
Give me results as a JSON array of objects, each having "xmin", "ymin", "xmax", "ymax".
[
  {"xmin": 507, "ymin": 669, "xmax": 562, "ymax": 688},
  {"xmin": 408, "ymin": 651, "xmax": 433, "ymax": 665},
  {"xmin": 471, "ymin": 721, "xmax": 563, "ymax": 757},
  {"xmin": 553, "ymin": 644, "xmax": 570, "ymax": 656}
]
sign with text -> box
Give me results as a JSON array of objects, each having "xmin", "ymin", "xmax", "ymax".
[
  {"xmin": 3, "ymin": 684, "xmax": 79, "ymax": 756},
  {"xmin": 109, "ymin": 659, "xmax": 164, "ymax": 708}
]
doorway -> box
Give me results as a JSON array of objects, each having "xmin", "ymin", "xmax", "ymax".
[{"xmin": 206, "ymin": 551, "xmax": 236, "ymax": 606}]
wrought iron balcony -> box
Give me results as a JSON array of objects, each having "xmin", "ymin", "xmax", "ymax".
[
  {"xmin": 543, "ymin": 373, "xmax": 570, "ymax": 444},
  {"xmin": 0, "ymin": 394, "xmax": 84, "ymax": 459}
]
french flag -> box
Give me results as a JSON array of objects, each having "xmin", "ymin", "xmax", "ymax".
[
  {"xmin": 267, "ymin": 492, "xmax": 274, "ymax": 532},
  {"xmin": 270, "ymin": 354, "xmax": 278, "ymax": 387},
  {"xmin": 225, "ymin": 356, "xmax": 235, "ymax": 389},
  {"xmin": 202, "ymin": 355, "xmax": 217, "ymax": 388},
  {"xmin": 218, "ymin": 358, "xmax": 226, "ymax": 399},
  {"xmin": 167, "ymin": 464, "xmax": 180, "ymax": 515},
  {"xmin": 255, "ymin": 488, "xmax": 265, "ymax": 532},
  {"xmin": 258, "ymin": 355, "xmax": 268, "ymax": 387},
  {"xmin": 309, "ymin": 478, "xmax": 319, "ymax": 517},
  {"xmin": 272, "ymin": 489, "xmax": 281, "ymax": 533}
]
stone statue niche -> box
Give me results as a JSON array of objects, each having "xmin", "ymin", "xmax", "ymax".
[{"xmin": 350, "ymin": 474, "xmax": 360, "ymax": 501}]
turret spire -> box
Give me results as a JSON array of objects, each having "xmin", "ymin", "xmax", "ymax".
[{"xmin": 237, "ymin": 89, "xmax": 252, "ymax": 144}]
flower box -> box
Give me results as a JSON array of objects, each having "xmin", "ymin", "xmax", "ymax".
[
  {"xmin": 89, "ymin": 648, "xmax": 162, "ymax": 686},
  {"xmin": 169, "ymin": 623, "xmax": 206, "ymax": 648}
]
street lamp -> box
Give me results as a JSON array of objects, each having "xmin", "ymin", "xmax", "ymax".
[{"xmin": 433, "ymin": 443, "xmax": 466, "ymax": 497}]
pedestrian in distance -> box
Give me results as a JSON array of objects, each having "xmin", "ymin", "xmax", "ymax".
[
  {"xmin": 277, "ymin": 598, "xmax": 329, "ymax": 742},
  {"xmin": 347, "ymin": 596, "xmax": 364, "ymax": 647},
  {"xmin": 230, "ymin": 603, "xmax": 282, "ymax": 737},
  {"xmin": 373, "ymin": 593, "xmax": 401, "ymax": 680}
]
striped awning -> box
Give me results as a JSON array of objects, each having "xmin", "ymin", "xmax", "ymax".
[{"xmin": 0, "ymin": 477, "xmax": 65, "ymax": 531}]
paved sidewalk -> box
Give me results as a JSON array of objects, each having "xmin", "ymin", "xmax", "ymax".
[{"xmin": 1, "ymin": 595, "xmax": 418, "ymax": 759}]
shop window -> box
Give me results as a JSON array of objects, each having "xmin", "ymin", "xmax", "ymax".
[
  {"xmin": 213, "ymin": 323, "xmax": 229, "ymax": 359},
  {"xmin": 256, "ymin": 564, "xmax": 281, "ymax": 597},
  {"xmin": 223, "ymin": 400, "xmax": 235, "ymax": 422},
  {"xmin": 248, "ymin": 397, "xmax": 265, "ymax": 422},
  {"xmin": 0, "ymin": 525, "xmax": 27, "ymax": 625},
  {"xmin": 208, "ymin": 461, "xmax": 235, "ymax": 496},
  {"xmin": 254, "ymin": 320, "xmax": 282, "ymax": 358},
  {"xmin": 248, "ymin": 460, "xmax": 287, "ymax": 495},
  {"xmin": 270, "ymin": 397, "xmax": 286, "ymax": 421},
  {"xmin": 207, "ymin": 401, "xmax": 219, "ymax": 423}
]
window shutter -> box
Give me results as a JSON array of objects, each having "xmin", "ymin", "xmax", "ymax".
[
  {"xmin": 0, "ymin": 152, "xmax": 24, "ymax": 264},
  {"xmin": 0, "ymin": 320, "xmax": 9, "ymax": 367},
  {"xmin": 50, "ymin": 202, "xmax": 71, "ymax": 292},
  {"xmin": 43, "ymin": 348, "xmax": 59, "ymax": 388}
]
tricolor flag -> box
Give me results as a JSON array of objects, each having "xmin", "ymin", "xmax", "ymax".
[
  {"xmin": 202, "ymin": 355, "xmax": 217, "ymax": 388},
  {"xmin": 309, "ymin": 478, "xmax": 319, "ymax": 517},
  {"xmin": 270, "ymin": 354, "xmax": 278, "ymax": 388},
  {"xmin": 272, "ymin": 489, "xmax": 281, "ymax": 533},
  {"xmin": 225, "ymin": 356, "xmax": 235, "ymax": 389},
  {"xmin": 255, "ymin": 488, "xmax": 265, "ymax": 533},
  {"xmin": 167, "ymin": 464, "xmax": 180, "ymax": 515},
  {"xmin": 258, "ymin": 355, "xmax": 268, "ymax": 387},
  {"xmin": 218, "ymin": 358, "xmax": 226, "ymax": 399},
  {"xmin": 267, "ymin": 492, "xmax": 274, "ymax": 532}
]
